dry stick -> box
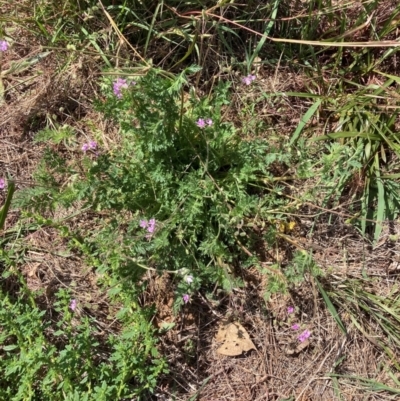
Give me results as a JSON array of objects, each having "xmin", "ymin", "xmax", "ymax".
[
  {"xmin": 98, "ymin": 0, "xmax": 149, "ymax": 65},
  {"xmin": 334, "ymin": 12, "xmax": 374, "ymax": 40},
  {"xmin": 265, "ymin": 4, "xmax": 374, "ymax": 24},
  {"xmin": 295, "ymin": 344, "xmax": 338, "ymax": 401},
  {"xmin": 319, "ymin": 336, "xmax": 348, "ymax": 397},
  {"xmin": 196, "ymin": 291, "xmax": 223, "ymax": 318},
  {"xmin": 183, "ymin": 11, "xmax": 400, "ymax": 48},
  {"xmin": 254, "ymin": 180, "xmax": 385, "ymax": 227},
  {"xmin": 127, "ymin": 258, "xmax": 181, "ymax": 274},
  {"xmin": 278, "ymin": 189, "xmax": 389, "ymax": 226},
  {"xmin": 165, "ymin": 1, "xmax": 359, "ymax": 25}
]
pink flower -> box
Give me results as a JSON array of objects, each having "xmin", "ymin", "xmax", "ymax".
[
  {"xmin": 140, "ymin": 218, "xmax": 156, "ymax": 239},
  {"xmin": 291, "ymin": 323, "xmax": 300, "ymax": 330},
  {"xmin": 196, "ymin": 118, "xmax": 206, "ymax": 129},
  {"xmin": 183, "ymin": 294, "xmax": 190, "ymax": 304},
  {"xmin": 81, "ymin": 143, "xmax": 89, "ymax": 152},
  {"xmin": 287, "ymin": 306, "xmax": 294, "ymax": 314},
  {"xmin": 0, "ymin": 178, "xmax": 5, "ymax": 189},
  {"xmin": 0, "ymin": 40, "xmax": 8, "ymax": 52},
  {"xmin": 147, "ymin": 218, "xmax": 156, "ymax": 233},
  {"xmin": 241, "ymin": 74, "xmax": 256, "ymax": 85},
  {"xmin": 197, "ymin": 118, "xmax": 213, "ymax": 128},
  {"xmin": 69, "ymin": 299, "xmax": 77, "ymax": 311},
  {"xmin": 298, "ymin": 330, "xmax": 311, "ymax": 342},
  {"xmin": 185, "ymin": 275, "xmax": 193, "ymax": 284},
  {"xmin": 88, "ymin": 140, "xmax": 97, "ymax": 150},
  {"xmin": 113, "ymin": 78, "xmax": 128, "ymax": 98}
]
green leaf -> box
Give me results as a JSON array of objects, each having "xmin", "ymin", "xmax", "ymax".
[
  {"xmin": 1, "ymin": 51, "xmax": 51, "ymax": 77},
  {"xmin": 0, "ymin": 179, "xmax": 16, "ymax": 231},
  {"xmin": 315, "ymin": 278, "xmax": 347, "ymax": 335},
  {"xmin": 373, "ymin": 154, "xmax": 385, "ymax": 244},
  {"xmin": 290, "ymin": 99, "xmax": 322, "ymax": 146},
  {"xmin": 248, "ymin": 0, "xmax": 280, "ymax": 67},
  {"xmin": 3, "ymin": 344, "xmax": 19, "ymax": 351}
]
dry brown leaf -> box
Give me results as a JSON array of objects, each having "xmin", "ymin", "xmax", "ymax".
[
  {"xmin": 285, "ymin": 339, "xmax": 310, "ymax": 355},
  {"xmin": 215, "ymin": 320, "xmax": 256, "ymax": 356},
  {"xmin": 27, "ymin": 262, "xmax": 41, "ymax": 277}
]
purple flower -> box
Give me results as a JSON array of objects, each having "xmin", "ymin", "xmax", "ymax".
[
  {"xmin": 197, "ymin": 118, "xmax": 213, "ymax": 128},
  {"xmin": 183, "ymin": 294, "xmax": 190, "ymax": 304},
  {"xmin": 287, "ymin": 306, "xmax": 294, "ymax": 314},
  {"xmin": 81, "ymin": 143, "xmax": 89, "ymax": 152},
  {"xmin": 298, "ymin": 330, "xmax": 311, "ymax": 342},
  {"xmin": 241, "ymin": 74, "xmax": 256, "ymax": 85},
  {"xmin": 0, "ymin": 178, "xmax": 5, "ymax": 189},
  {"xmin": 185, "ymin": 275, "xmax": 193, "ymax": 284},
  {"xmin": 0, "ymin": 40, "xmax": 8, "ymax": 52},
  {"xmin": 88, "ymin": 140, "xmax": 97, "ymax": 150},
  {"xmin": 69, "ymin": 299, "xmax": 77, "ymax": 311},
  {"xmin": 113, "ymin": 78, "xmax": 128, "ymax": 98},
  {"xmin": 147, "ymin": 218, "xmax": 156, "ymax": 233},
  {"xmin": 291, "ymin": 323, "xmax": 300, "ymax": 330},
  {"xmin": 196, "ymin": 118, "xmax": 206, "ymax": 129},
  {"xmin": 140, "ymin": 218, "xmax": 156, "ymax": 239}
]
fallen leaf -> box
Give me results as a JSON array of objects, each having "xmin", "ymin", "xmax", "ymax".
[
  {"xmin": 285, "ymin": 339, "xmax": 310, "ymax": 355},
  {"xmin": 27, "ymin": 262, "xmax": 41, "ymax": 277},
  {"xmin": 215, "ymin": 320, "xmax": 256, "ymax": 356},
  {"xmin": 277, "ymin": 220, "xmax": 296, "ymax": 233}
]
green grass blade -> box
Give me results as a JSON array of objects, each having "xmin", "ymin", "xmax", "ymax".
[
  {"xmin": 361, "ymin": 176, "xmax": 370, "ymax": 235},
  {"xmin": 373, "ymin": 154, "xmax": 385, "ymax": 243},
  {"xmin": 328, "ymin": 374, "xmax": 400, "ymax": 395},
  {"xmin": 262, "ymin": 91, "xmax": 322, "ymax": 99},
  {"xmin": 309, "ymin": 131, "xmax": 381, "ymax": 141},
  {"xmin": 0, "ymin": 179, "xmax": 16, "ymax": 231},
  {"xmin": 248, "ymin": 0, "xmax": 280, "ymax": 67},
  {"xmin": 217, "ymin": 24, "xmax": 243, "ymax": 58},
  {"xmin": 144, "ymin": 1, "xmax": 162, "ymax": 57},
  {"xmin": 315, "ymin": 278, "xmax": 347, "ymax": 335},
  {"xmin": 80, "ymin": 27, "xmax": 111, "ymax": 68},
  {"xmin": 289, "ymin": 98, "xmax": 321, "ymax": 146},
  {"xmin": 1, "ymin": 51, "xmax": 51, "ymax": 77},
  {"xmin": 374, "ymin": 70, "xmax": 400, "ymax": 84}
]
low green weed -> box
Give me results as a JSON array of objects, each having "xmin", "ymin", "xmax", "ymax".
[
  {"xmin": 0, "ymin": 285, "xmax": 166, "ymax": 400},
  {"xmin": 21, "ymin": 66, "xmax": 293, "ymax": 303}
]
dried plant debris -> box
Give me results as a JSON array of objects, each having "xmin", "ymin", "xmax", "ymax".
[
  {"xmin": 215, "ymin": 320, "xmax": 256, "ymax": 356},
  {"xmin": 285, "ymin": 339, "xmax": 311, "ymax": 356}
]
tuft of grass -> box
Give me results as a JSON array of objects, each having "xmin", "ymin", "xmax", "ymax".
[
  {"xmin": 329, "ymin": 374, "xmax": 400, "ymax": 396},
  {"xmin": 328, "ymin": 277, "xmax": 400, "ymax": 370}
]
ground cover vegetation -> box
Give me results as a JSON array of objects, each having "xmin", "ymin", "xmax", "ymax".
[{"xmin": 2, "ymin": 0, "xmax": 400, "ymax": 399}]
